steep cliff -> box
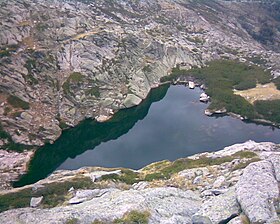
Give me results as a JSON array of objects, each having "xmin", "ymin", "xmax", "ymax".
[{"xmin": 0, "ymin": 0, "xmax": 280, "ymax": 148}]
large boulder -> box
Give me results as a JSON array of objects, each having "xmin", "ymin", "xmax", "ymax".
[
  {"xmin": 192, "ymin": 188, "xmax": 241, "ymax": 224},
  {"xmin": 236, "ymin": 160, "xmax": 280, "ymax": 224},
  {"xmin": 123, "ymin": 94, "xmax": 142, "ymax": 108}
]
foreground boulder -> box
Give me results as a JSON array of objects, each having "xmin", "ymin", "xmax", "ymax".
[
  {"xmin": 236, "ymin": 160, "xmax": 280, "ymax": 224},
  {"xmin": 0, "ymin": 141, "xmax": 279, "ymax": 223},
  {"xmin": 192, "ymin": 188, "xmax": 241, "ymax": 224}
]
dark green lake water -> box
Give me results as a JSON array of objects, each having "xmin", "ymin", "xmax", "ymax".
[{"xmin": 14, "ymin": 84, "xmax": 280, "ymax": 187}]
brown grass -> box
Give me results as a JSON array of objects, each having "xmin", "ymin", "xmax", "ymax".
[{"xmin": 234, "ymin": 83, "xmax": 280, "ymax": 104}]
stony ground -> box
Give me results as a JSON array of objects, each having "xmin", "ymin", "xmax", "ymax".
[{"xmin": 0, "ymin": 141, "xmax": 279, "ymax": 223}]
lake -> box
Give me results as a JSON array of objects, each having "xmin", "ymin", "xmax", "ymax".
[{"xmin": 14, "ymin": 84, "xmax": 280, "ymax": 187}]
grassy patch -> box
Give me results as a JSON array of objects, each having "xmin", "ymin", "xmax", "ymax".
[
  {"xmin": 232, "ymin": 150, "xmax": 257, "ymax": 158},
  {"xmin": 142, "ymin": 150, "xmax": 259, "ymax": 180},
  {"xmin": 232, "ymin": 158, "xmax": 261, "ymax": 171},
  {"xmin": 114, "ymin": 210, "xmax": 150, "ymax": 224},
  {"xmin": 7, "ymin": 95, "xmax": 30, "ymax": 110},
  {"xmin": 161, "ymin": 60, "xmax": 276, "ymax": 122},
  {"xmin": 65, "ymin": 218, "xmax": 79, "ymax": 224},
  {"xmin": 86, "ymin": 87, "xmax": 100, "ymax": 98},
  {"xmin": 0, "ymin": 188, "xmax": 31, "ymax": 212},
  {"xmin": 0, "ymin": 177, "xmax": 95, "ymax": 213},
  {"xmin": 100, "ymin": 169, "xmax": 140, "ymax": 185}
]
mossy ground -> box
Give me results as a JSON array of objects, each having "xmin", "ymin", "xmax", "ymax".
[
  {"xmin": 0, "ymin": 177, "xmax": 95, "ymax": 213},
  {"xmin": 7, "ymin": 95, "xmax": 30, "ymax": 110}
]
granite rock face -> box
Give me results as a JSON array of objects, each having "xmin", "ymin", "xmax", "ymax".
[{"xmin": 0, "ymin": 0, "xmax": 280, "ymax": 148}]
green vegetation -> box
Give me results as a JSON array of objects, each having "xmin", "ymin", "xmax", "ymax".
[
  {"xmin": 36, "ymin": 23, "xmax": 48, "ymax": 32},
  {"xmin": 0, "ymin": 124, "xmax": 30, "ymax": 152},
  {"xmin": 255, "ymin": 100, "xmax": 280, "ymax": 123},
  {"xmin": 62, "ymin": 72, "xmax": 84, "ymax": 94},
  {"xmin": 24, "ymin": 59, "xmax": 36, "ymax": 73},
  {"xmin": 142, "ymin": 151, "xmax": 258, "ymax": 181},
  {"xmin": 0, "ymin": 45, "xmax": 18, "ymax": 58},
  {"xmin": 0, "ymin": 188, "xmax": 31, "ymax": 213},
  {"xmin": 232, "ymin": 158, "xmax": 260, "ymax": 171},
  {"xmin": 23, "ymin": 59, "xmax": 39, "ymax": 85},
  {"xmin": 65, "ymin": 218, "xmax": 79, "ymax": 224},
  {"xmin": 114, "ymin": 210, "xmax": 150, "ymax": 224},
  {"xmin": 92, "ymin": 220, "xmax": 106, "ymax": 224},
  {"xmin": 100, "ymin": 169, "xmax": 140, "ymax": 185},
  {"xmin": 160, "ymin": 60, "xmax": 278, "ymax": 123},
  {"xmin": 7, "ymin": 95, "xmax": 30, "ymax": 110},
  {"xmin": 0, "ymin": 177, "xmax": 95, "ymax": 213},
  {"xmin": 142, "ymin": 65, "xmax": 152, "ymax": 73},
  {"xmin": 86, "ymin": 87, "xmax": 101, "ymax": 98},
  {"xmin": 0, "ymin": 49, "xmax": 10, "ymax": 58},
  {"xmin": 102, "ymin": 151, "xmax": 258, "ymax": 182}
]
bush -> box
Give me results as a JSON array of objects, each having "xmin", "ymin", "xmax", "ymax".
[
  {"xmin": 114, "ymin": 210, "xmax": 150, "ymax": 224},
  {"xmin": 255, "ymin": 100, "xmax": 280, "ymax": 123}
]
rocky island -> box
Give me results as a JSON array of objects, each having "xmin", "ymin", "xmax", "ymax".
[{"xmin": 0, "ymin": 0, "xmax": 280, "ymax": 223}]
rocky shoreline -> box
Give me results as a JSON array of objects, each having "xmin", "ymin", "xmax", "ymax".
[{"xmin": 0, "ymin": 141, "xmax": 279, "ymax": 223}]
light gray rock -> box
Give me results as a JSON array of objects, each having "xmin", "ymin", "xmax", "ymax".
[
  {"xmin": 123, "ymin": 94, "xmax": 142, "ymax": 108},
  {"xmin": 30, "ymin": 196, "xmax": 43, "ymax": 208},
  {"xmin": 179, "ymin": 167, "xmax": 210, "ymax": 180},
  {"xmin": 132, "ymin": 181, "xmax": 149, "ymax": 190},
  {"xmin": 193, "ymin": 176, "xmax": 203, "ymax": 185},
  {"xmin": 268, "ymin": 155, "xmax": 280, "ymax": 181},
  {"xmin": 0, "ymin": 187, "xmax": 201, "ymax": 224},
  {"xmin": 89, "ymin": 170, "xmax": 122, "ymax": 182},
  {"xmin": 32, "ymin": 184, "xmax": 45, "ymax": 192},
  {"xmin": 192, "ymin": 188, "xmax": 241, "ymax": 224},
  {"xmin": 212, "ymin": 176, "xmax": 226, "ymax": 188},
  {"xmin": 236, "ymin": 160, "xmax": 280, "ymax": 224},
  {"xmin": 69, "ymin": 189, "xmax": 110, "ymax": 204}
]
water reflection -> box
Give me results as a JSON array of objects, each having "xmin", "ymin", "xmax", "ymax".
[{"xmin": 14, "ymin": 84, "xmax": 280, "ymax": 187}]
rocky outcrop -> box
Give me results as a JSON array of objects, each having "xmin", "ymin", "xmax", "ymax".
[
  {"xmin": 0, "ymin": 187, "xmax": 201, "ymax": 224},
  {"xmin": 0, "ymin": 141, "xmax": 279, "ymax": 223}
]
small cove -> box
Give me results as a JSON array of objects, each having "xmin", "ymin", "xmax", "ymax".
[{"xmin": 14, "ymin": 84, "xmax": 280, "ymax": 187}]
